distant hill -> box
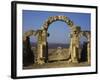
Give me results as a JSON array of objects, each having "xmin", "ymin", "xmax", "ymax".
[
  {"xmin": 30, "ymin": 42, "xmax": 70, "ymax": 49},
  {"xmin": 30, "ymin": 42, "xmax": 83, "ymax": 49},
  {"xmin": 48, "ymin": 43, "xmax": 69, "ymax": 49}
]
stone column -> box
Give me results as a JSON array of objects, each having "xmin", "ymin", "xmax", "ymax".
[
  {"xmin": 36, "ymin": 30, "xmax": 45, "ymax": 64},
  {"xmin": 87, "ymin": 42, "xmax": 90, "ymax": 63},
  {"xmin": 69, "ymin": 33, "xmax": 78, "ymax": 63},
  {"xmin": 70, "ymin": 27, "xmax": 81, "ymax": 63},
  {"xmin": 42, "ymin": 29, "xmax": 48, "ymax": 63},
  {"xmin": 69, "ymin": 34, "xmax": 73, "ymax": 62},
  {"xmin": 87, "ymin": 34, "xmax": 91, "ymax": 64}
]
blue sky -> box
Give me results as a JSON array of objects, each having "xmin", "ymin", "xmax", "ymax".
[{"xmin": 23, "ymin": 10, "xmax": 91, "ymax": 44}]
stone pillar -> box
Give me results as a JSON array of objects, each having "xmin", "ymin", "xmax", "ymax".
[
  {"xmin": 35, "ymin": 28, "xmax": 48, "ymax": 64},
  {"xmin": 70, "ymin": 27, "xmax": 81, "ymax": 63},
  {"xmin": 69, "ymin": 33, "xmax": 78, "ymax": 63},
  {"xmin": 36, "ymin": 30, "xmax": 45, "ymax": 64},
  {"xmin": 69, "ymin": 34, "xmax": 73, "ymax": 62},
  {"xmin": 42, "ymin": 29, "xmax": 48, "ymax": 63},
  {"xmin": 87, "ymin": 42, "xmax": 90, "ymax": 63},
  {"xmin": 87, "ymin": 34, "xmax": 91, "ymax": 64}
]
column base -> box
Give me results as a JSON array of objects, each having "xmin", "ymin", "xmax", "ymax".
[
  {"xmin": 36, "ymin": 57, "xmax": 45, "ymax": 64},
  {"xmin": 71, "ymin": 58, "xmax": 79, "ymax": 63}
]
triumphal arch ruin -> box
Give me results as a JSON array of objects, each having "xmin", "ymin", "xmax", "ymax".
[{"xmin": 23, "ymin": 15, "xmax": 91, "ymax": 65}]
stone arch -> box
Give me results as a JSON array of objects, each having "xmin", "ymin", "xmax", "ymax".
[
  {"xmin": 42, "ymin": 15, "xmax": 74, "ymax": 30},
  {"xmin": 23, "ymin": 30, "xmax": 34, "ymax": 66},
  {"xmin": 39, "ymin": 16, "xmax": 81, "ymax": 63},
  {"xmin": 23, "ymin": 30, "xmax": 38, "ymax": 66}
]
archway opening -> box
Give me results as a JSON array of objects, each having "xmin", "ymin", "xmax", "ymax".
[
  {"xmin": 47, "ymin": 21, "xmax": 71, "ymax": 62},
  {"xmin": 79, "ymin": 36, "xmax": 88, "ymax": 62},
  {"xmin": 23, "ymin": 35, "xmax": 37, "ymax": 67}
]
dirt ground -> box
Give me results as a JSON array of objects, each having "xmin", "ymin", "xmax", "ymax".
[{"xmin": 23, "ymin": 61, "xmax": 90, "ymax": 69}]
